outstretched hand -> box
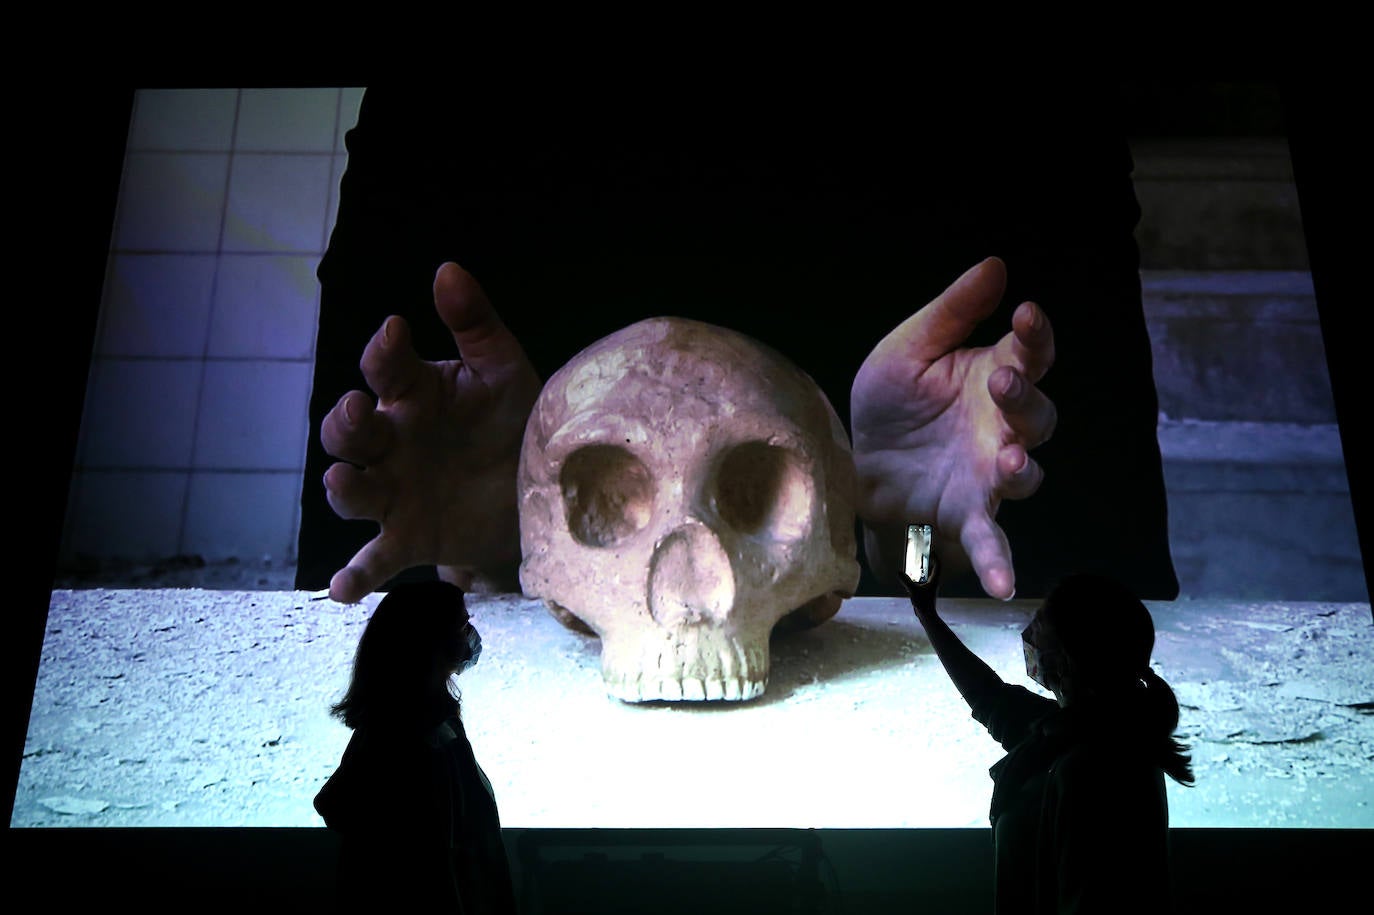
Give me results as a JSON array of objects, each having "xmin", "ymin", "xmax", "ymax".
[
  {"xmin": 851, "ymin": 257, "xmax": 1056, "ymax": 600},
  {"xmin": 319, "ymin": 263, "xmax": 543, "ymax": 603}
]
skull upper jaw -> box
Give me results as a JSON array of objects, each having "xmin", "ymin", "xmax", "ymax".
[
  {"xmin": 599, "ymin": 619, "xmax": 773, "ymax": 702},
  {"xmin": 540, "ymin": 583, "xmax": 854, "ymax": 703}
]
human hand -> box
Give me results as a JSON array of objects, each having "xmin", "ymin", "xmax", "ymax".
[
  {"xmin": 901, "ymin": 555, "xmax": 942, "ymax": 620},
  {"xmin": 319, "ymin": 263, "xmax": 543, "ymax": 603},
  {"xmin": 851, "ymin": 257, "xmax": 1056, "ymax": 600}
]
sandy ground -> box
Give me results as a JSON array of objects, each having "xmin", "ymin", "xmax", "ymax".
[{"xmin": 13, "ymin": 563, "xmax": 1373, "ymax": 831}]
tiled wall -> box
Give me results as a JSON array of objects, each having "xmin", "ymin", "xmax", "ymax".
[{"xmin": 60, "ymin": 88, "xmax": 364, "ymax": 567}]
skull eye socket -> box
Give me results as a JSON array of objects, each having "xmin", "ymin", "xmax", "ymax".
[
  {"xmin": 713, "ymin": 442, "xmax": 813, "ymax": 540},
  {"xmin": 560, "ymin": 445, "xmax": 654, "ymax": 548}
]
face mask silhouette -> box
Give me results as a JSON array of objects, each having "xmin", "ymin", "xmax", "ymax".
[
  {"xmin": 1022, "ymin": 618, "xmax": 1062, "ymax": 691},
  {"xmin": 456, "ymin": 622, "xmax": 482, "ymax": 676},
  {"xmin": 1022, "ymin": 637, "xmax": 1052, "ymax": 689}
]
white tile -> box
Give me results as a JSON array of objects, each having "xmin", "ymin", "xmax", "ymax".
[
  {"xmin": 128, "ymin": 89, "xmax": 237, "ymax": 151},
  {"xmin": 193, "ymin": 360, "xmax": 311, "ymax": 470},
  {"xmin": 115, "ymin": 152, "xmax": 230, "ymax": 252},
  {"xmin": 236, "ymin": 88, "xmax": 339, "ymax": 153},
  {"xmin": 60, "ymin": 470, "xmax": 188, "ymax": 561},
  {"xmin": 98, "ymin": 254, "xmax": 216, "ymax": 357},
  {"xmin": 77, "ymin": 359, "xmax": 201, "ymax": 469},
  {"xmin": 182, "ymin": 471, "xmax": 302, "ymax": 561},
  {"xmin": 209, "ymin": 255, "xmax": 320, "ymax": 359},
  {"xmin": 223, "ymin": 154, "xmax": 333, "ymax": 253},
  {"xmin": 326, "ymin": 152, "xmax": 347, "ymax": 246},
  {"xmin": 338, "ymin": 87, "xmax": 365, "ymax": 151},
  {"xmin": 284, "ymin": 470, "xmax": 304, "ymax": 562}
]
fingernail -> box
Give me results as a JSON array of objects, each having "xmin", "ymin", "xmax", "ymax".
[
  {"xmin": 343, "ymin": 397, "xmax": 356, "ymax": 425},
  {"xmin": 1003, "ymin": 373, "xmax": 1022, "ymax": 398},
  {"xmin": 382, "ymin": 317, "xmax": 394, "ymax": 345}
]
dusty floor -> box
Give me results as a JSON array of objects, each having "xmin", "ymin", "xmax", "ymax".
[{"xmin": 13, "ymin": 561, "xmax": 1374, "ymax": 830}]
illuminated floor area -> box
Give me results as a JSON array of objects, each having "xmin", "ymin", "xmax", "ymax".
[{"xmin": 14, "ymin": 587, "xmax": 1372, "ymax": 831}]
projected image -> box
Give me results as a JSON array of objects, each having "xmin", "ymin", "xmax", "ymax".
[{"xmin": 13, "ymin": 85, "xmax": 1372, "ymax": 831}]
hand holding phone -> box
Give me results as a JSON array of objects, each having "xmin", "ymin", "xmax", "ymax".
[
  {"xmin": 902, "ymin": 523, "xmax": 940, "ymax": 618},
  {"xmin": 904, "ymin": 524, "xmax": 934, "ymax": 585}
]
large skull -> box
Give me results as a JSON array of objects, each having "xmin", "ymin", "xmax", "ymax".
[{"xmin": 518, "ymin": 317, "xmax": 860, "ymax": 702}]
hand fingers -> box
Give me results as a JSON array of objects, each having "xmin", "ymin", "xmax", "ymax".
[
  {"xmin": 437, "ymin": 566, "xmax": 476, "ymax": 592},
  {"xmin": 322, "ymin": 462, "xmax": 390, "ymax": 521},
  {"xmin": 330, "ymin": 536, "xmax": 407, "ymax": 604},
  {"xmin": 1002, "ymin": 300, "xmax": 1055, "ymax": 382},
  {"xmin": 321, "ymin": 391, "xmax": 394, "ymax": 465},
  {"xmin": 988, "ymin": 365, "xmax": 1057, "ymax": 448},
  {"xmin": 959, "ymin": 514, "xmax": 1016, "ymax": 601},
  {"xmin": 434, "ymin": 262, "xmax": 538, "ymax": 382},
  {"xmin": 864, "ymin": 257, "xmax": 1009, "ymax": 377},
  {"xmin": 906, "ymin": 257, "xmax": 1010, "ymax": 362},
  {"xmin": 996, "ymin": 444, "xmax": 1045, "ymax": 502},
  {"xmin": 360, "ymin": 315, "xmax": 427, "ymax": 404}
]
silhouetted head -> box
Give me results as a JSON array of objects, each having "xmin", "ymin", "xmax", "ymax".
[
  {"xmin": 1023, "ymin": 573, "xmax": 1195, "ymax": 784},
  {"xmin": 330, "ymin": 581, "xmax": 482, "ymax": 731},
  {"xmin": 1023, "ymin": 573, "xmax": 1155, "ymax": 703}
]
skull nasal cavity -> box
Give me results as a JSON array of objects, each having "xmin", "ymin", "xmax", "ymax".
[
  {"xmin": 649, "ymin": 524, "xmax": 736, "ymax": 626},
  {"xmin": 561, "ymin": 445, "xmax": 653, "ymax": 548},
  {"xmin": 714, "ymin": 443, "xmax": 812, "ymax": 540}
]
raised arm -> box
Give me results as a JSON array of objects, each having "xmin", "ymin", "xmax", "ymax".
[{"xmin": 902, "ymin": 559, "xmax": 1007, "ymax": 711}]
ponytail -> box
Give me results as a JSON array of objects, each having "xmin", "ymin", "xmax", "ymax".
[
  {"xmin": 1040, "ymin": 572, "xmax": 1197, "ymax": 787},
  {"xmin": 1140, "ymin": 666, "xmax": 1195, "ymax": 786}
]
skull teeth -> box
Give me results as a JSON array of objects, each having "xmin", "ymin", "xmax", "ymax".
[
  {"xmin": 600, "ymin": 629, "xmax": 770, "ymax": 702},
  {"xmin": 607, "ymin": 674, "xmax": 766, "ymax": 703}
]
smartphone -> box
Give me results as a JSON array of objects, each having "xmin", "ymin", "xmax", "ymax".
[{"xmin": 904, "ymin": 524, "xmax": 933, "ymax": 585}]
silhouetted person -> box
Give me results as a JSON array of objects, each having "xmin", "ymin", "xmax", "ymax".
[
  {"xmin": 314, "ymin": 581, "xmax": 517, "ymax": 913},
  {"xmin": 903, "ymin": 561, "xmax": 1194, "ymax": 914}
]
